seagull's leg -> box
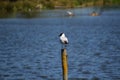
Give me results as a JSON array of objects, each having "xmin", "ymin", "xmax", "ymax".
[
  {"xmin": 63, "ymin": 44, "xmax": 65, "ymax": 49},
  {"xmin": 61, "ymin": 44, "xmax": 64, "ymax": 49},
  {"xmin": 65, "ymin": 44, "xmax": 67, "ymax": 48},
  {"xmin": 61, "ymin": 44, "xmax": 62, "ymax": 49}
]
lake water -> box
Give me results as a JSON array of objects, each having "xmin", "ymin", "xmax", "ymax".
[{"xmin": 0, "ymin": 7, "xmax": 120, "ymax": 80}]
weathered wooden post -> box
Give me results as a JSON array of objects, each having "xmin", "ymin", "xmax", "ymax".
[{"xmin": 61, "ymin": 48, "xmax": 68, "ymax": 80}]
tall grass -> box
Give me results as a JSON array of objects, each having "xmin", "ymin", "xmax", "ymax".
[{"xmin": 0, "ymin": 0, "xmax": 120, "ymax": 18}]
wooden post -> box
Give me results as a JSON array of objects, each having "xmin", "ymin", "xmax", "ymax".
[{"xmin": 61, "ymin": 48, "xmax": 68, "ymax": 80}]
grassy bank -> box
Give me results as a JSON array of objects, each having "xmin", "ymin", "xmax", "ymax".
[
  {"xmin": 0, "ymin": 0, "xmax": 120, "ymax": 11},
  {"xmin": 0, "ymin": 0, "xmax": 120, "ymax": 18}
]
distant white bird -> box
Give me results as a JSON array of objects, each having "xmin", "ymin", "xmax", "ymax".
[
  {"xmin": 59, "ymin": 33, "xmax": 68, "ymax": 48},
  {"xmin": 67, "ymin": 11, "xmax": 74, "ymax": 16}
]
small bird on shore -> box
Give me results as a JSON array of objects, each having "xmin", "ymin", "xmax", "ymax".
[{"xmin": 59, "ymin": 33, "xmax": 68, "ymax": 48}]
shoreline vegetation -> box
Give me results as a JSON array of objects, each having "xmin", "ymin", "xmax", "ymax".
[{"xmin": 0, "ymin": 0, "xmax": 120, "ymax": 18}]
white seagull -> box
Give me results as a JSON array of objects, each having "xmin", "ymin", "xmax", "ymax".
[
  {"xmin": 59, "ymin": 33, "xmax": 68, "ymax": 48},
  {"xmin": 67, "ymin": 11, "xmax": 74, "ymax": 16}
]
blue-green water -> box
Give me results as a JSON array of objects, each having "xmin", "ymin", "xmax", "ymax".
[{"xmin": 0, "ymin": 8, "xmax": 120, "ymax": 80}]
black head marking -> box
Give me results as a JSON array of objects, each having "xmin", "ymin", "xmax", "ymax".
[{"xmin": 59, "ymin": 33, "xmax": 64, "ymax": 36}]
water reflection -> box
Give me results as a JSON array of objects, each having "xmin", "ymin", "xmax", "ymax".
[{"xmin": 0, "ymin": 10, "xmax": 40, "ymax": 18}]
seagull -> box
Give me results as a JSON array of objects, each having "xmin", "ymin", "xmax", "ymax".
[
  {"xmin": 67, "ymin": 11, "xmax": 74, "ymax": 16},
  {"xmin": 59, "ymin": 33, "xmax": 68, "ymax": 48}
]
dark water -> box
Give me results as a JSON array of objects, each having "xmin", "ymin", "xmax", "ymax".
[{"xmin": 0, "ymin": 8, "xmax": 120, "ymax": 80}]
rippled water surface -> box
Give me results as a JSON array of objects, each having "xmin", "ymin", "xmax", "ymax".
[{"xmin": 0, "ymin": 8, "xmax": 120, "ymax": 80}]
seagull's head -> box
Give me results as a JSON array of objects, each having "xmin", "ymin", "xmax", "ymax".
[{"xmin": 59, "ymin": 33, "xmax": 64, "ymax": 37}]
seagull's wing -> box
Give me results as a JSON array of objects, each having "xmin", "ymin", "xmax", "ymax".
[
  {"xmin": 59, "ymin": 33, "xmax": 68, "ymax": 44},
  {"xmin": 60, "ymin": 36, "xmax": 68, "ymax": 44},
  {"xmin": 65, "ymin": 37, "xmax": 68, "ymax": 44}
]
